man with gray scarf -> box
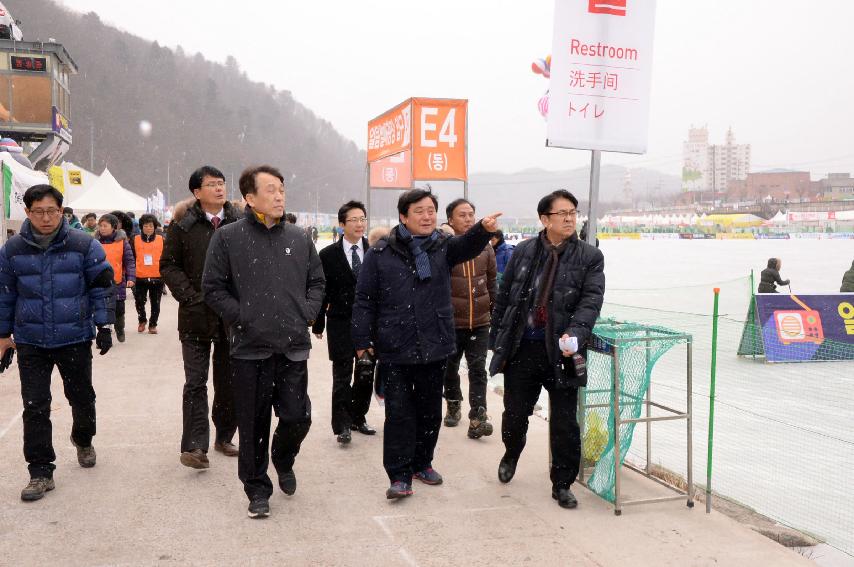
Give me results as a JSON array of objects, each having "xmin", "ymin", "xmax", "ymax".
[
  {"xmin": 0, "ymin": 184, "xmax": 114, "ymax": 502},
  {"xmin": 488, "ymin": 189, "xmax": 604, "ymax": 509}
]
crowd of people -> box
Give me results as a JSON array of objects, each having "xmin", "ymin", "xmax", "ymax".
[{"xmin": 0, "ymin": 165, "xmax": 606, "ymax": 519}]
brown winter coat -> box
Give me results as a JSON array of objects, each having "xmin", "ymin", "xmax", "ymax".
[{"xmin": 450, "ymin": 244, "xmax": 497, "ymax": 329}]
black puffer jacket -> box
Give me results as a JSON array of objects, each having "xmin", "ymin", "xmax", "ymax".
[
  {"xmin": 488, "ymin": 232, "xmax": 605, "ymax": 387},
  {"xmin": 160, "ymin": 199, "xmax": 240, "ymax": 340},
  {"xmin": 758, "ymin": 258, "xmax": 789, "ymax": 294}
]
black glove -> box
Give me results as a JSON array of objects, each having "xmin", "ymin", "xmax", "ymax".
[
  {"xmin": 96, "ymin": 326, "xmax": 112, "ymax": 355},
  {"xmin": 0, "ymin": 347, "xmax": 14, "ymax": 373}
]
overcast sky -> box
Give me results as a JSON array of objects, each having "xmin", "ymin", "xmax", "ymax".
[{"xmin": 56, "ymin": 0, "xmax": 854, "ymax": 178}]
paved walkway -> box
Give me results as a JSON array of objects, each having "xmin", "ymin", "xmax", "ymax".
[{"xmin": 0, "ymin": 296, "xmax": 813, "ymax": 566}]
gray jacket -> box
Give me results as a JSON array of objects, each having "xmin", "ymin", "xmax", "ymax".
[{"xmin": 202, "ymin": 206, "xmax": 325, "ymax": 359}]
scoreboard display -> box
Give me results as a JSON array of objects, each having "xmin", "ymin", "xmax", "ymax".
[{"xmin": 10, "ymin": 55, "xmax": 47, "ymax": 72}]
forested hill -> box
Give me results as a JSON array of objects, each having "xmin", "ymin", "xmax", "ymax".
[{"xmin": 11, "ymin": 0, "xmax": 365, "ymax": 210}]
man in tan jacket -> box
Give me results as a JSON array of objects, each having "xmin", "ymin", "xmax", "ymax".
[{"xmin": 442, "ymin": 198, "xmax": 497, "ymax": 439}]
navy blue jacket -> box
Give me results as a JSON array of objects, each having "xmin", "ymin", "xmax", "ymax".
[
  {"xmin": 352, "ymin": 221, "xmax": 493, "ymax": 365},
  {"xmin": 494, "ymin": 241, "xmax": 514, "ymax": 274},
  {"xmin": 0, "ymin": 219, "xmax": 115, "ymax": 347}
]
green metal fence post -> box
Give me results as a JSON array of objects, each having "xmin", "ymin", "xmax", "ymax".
[{"xmin": 706, "ymin": 287, "xmax": 720, "ymax": 513}]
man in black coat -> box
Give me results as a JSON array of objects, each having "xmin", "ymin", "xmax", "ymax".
[
  {"xmin": 160, "ymin": 166, "xmax": 240, "ymax": 470},
  {"xmin": 203, "ymin": 165, "xmax": 325, "ymax": 519},
  {"xmin": 489, "ymin": 189, "xmax": 605, "ymax": 509},
  {"xmin": 312, "ymin": 200, "xmax": 375, "ymax": 445},
  {"xmin": 352, "ymin": 188, "xmax": 502, "ymax": 500}
]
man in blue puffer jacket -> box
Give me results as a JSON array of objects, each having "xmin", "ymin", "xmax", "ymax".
[{"xmin": 0, "ymin": 184, "xmax": 115, "ymax": 503}]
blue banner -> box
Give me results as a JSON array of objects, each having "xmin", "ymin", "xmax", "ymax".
[{"xmin": 755, "ymin": 293, "xmax": 854, "ymax": 362}]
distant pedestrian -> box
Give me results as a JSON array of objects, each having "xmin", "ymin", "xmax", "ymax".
[
  {"xmin": 758, "ymin": 258, "xmax": 790, "ymax": 293},
  {"xmin": 491, "ymin": 230, "xmax": 514, "ymax": 282},
  {"xmin": 203, "ymin": 164, "xmax": 325, "ymax": 519},
  {"xmin": 312, "ymin": 200, "xmax": 375, "ymax": 445},
  {"xmin": 0, "ymin": 184, "xmax": 115, "ymax": 502},
  {"xmin": 841, "ymin": 260, "xmax": 854, "ymax": 293},
  {"xmin": 352, "ymin": 188, "xmax": 501, "ymax": 500},
  {"xmin": 127, "ymin": 211, "xmax": 141, "ymax": 236},
  {"xmin": 490, "ymin": 189, "xmax": 605, "ymax": 510},
  {"xmin": 132, "ymin": 214, "xmax": 165, "ymax": 334},
  {"xmin": 110, "ymin": 210, "xmax": 135, "ymax": 238},
  {"xmin": 81, "ymin": 213, "xmax": 98, "ymax": 236},
  {"xmin": 97, "ymin": 213, "xmax": 135, "ymax": 343},
  {"xmin": 160, "ymin": 165, "xmax": 240, "ymax": 470},
  {"xmin": 285, "ymin": 213, "xmax": 298, "ymax": 224},
  {"xmin": 63, "ymin": 207, "xmax": 83, "ymax": 230}
]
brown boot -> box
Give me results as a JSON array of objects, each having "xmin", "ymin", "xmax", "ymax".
[
  {"xmin": 137, "ymin": 322, "xmax": 146, "ymax": 333},
  {"xmin": 180, "ymin": 449, "xmax": 210, "ymax": 469},
  {"xmin": 213, "ymin": 441, "xmax": 239, "ymax": 457},
  {"xmin": 148, "ymin": 326, "xmax": 158, "ymax": 334}
]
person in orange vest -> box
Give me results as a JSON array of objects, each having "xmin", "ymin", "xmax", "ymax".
[
  {"xmin": 97, "ymin": 214, "xmax": 135, "ymax": 342},
  {"xmin": 133, "ymin": 214, "xmax": 164, "ymax": 334}
]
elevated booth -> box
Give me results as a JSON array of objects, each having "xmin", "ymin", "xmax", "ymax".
[{"xmin": 0, "ymin": 39, "xmax": 78, "ymax": 171}]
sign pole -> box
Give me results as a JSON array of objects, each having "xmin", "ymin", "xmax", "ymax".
[
  {"xmin": 365, "ymin": 163, "xmax": 372, "ymax": 234},
  {"xmin": 463, "ymin": 109, "xmax": 469, "ymax": 201},
  {"xmin": 586, "ymin": 150, "xmax": 601, "ymax": 246}
]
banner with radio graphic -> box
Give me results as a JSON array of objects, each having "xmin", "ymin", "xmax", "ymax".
[{"xmin": 753, "ymin": 293, "xmax": 854, "ymax": 362}]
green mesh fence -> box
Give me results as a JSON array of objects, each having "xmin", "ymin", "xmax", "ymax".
[
  {"xmin": 595, "ymin": 276, "xmax": 854, "ymax": 557},
  {"xmin": 582, "ymin": 320, "xmax": 689, "ymax": 502}
]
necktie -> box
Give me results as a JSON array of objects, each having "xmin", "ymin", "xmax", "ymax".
[
  {"xmin": 351, "ymin": 244, "xmax": 361, "ymax": 278},
  {"xmin": 211, "ymin": 216, "xmax": 221, "ymax": 229}
]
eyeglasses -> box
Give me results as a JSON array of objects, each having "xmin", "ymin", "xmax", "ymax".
[
  {"xmin": 29, "ymin": 208, "xmax": 62, "ymax": 218},
  {"xmin": 545, "ymin": 209, "xmax": 578, "ymax": 220},
  {"xmin": 201, "ymin": 181, "xmax": 226, "ymax": 189},
  {"xmin": 345, "ymin": 217, "xmax": 367, "ymax": 224}
]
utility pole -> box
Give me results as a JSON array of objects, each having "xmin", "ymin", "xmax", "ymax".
[{"xmin": 90, "ymin": 122, "xmax": 94, "ymax": 171}]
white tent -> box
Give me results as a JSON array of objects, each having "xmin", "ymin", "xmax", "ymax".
[
  {"xmin": 769, "ymin": 210, "xmax": 788, "ymax": 225},
  {"xmin": 1, "ymin": 155, "xmax": 49, "ymax": 221},
  {"xmin": 68, "ymin": 168, "xmax": 146, "ymax": 215},
  {"xmin": 58, "ymin": 161, "xmax": 100, "ymax": 204}
]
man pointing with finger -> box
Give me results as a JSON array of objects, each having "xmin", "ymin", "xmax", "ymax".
[{"xmin": 352, "ymin": 188, "xmax": 501, "ymax": 500}]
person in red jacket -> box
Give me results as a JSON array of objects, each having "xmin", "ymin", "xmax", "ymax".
[
  {"xmin": 133, "ymin": 214, "xmax": 165, "ymax": 334},
  {"xmin": 97, "ymin": 214, "xmax": 135, "ymax": 342}
]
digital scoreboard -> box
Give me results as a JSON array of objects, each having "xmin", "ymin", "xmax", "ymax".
[{"xmin": 10, "ymin": 55, "xmax": 47, "ymax": 72}]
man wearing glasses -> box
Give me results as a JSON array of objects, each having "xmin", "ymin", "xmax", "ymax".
[
  {"xmin": 312, "ymin": 200, "xmax": 376, "ymax": 445},
  {"xmin": 489, "ymin": 189, "xmax": 605, "ymax": 510},
  {"xmin": 0, "ymin": 184, "xmax": 115, "ymax": 501},
  {"xmin": 161, "ymin": 166, "xmax": 240, "ymax": 470}
]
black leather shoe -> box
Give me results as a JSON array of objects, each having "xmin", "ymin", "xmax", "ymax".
[
  {"xmin": 337, "ymin": 431, "xmax": 352, "ymax": 445},
  {"xmin": 552, "ymin": 487, "xmax": 578, "ymax": 509},
  {"xmin": 351, "ymin": 423, "xmax": 377, "ymax": 435},
  {"xmin": 498, "ymin": 456, "xmax": 517, "ymax": 484},
  {"xmin": 279, "ymin": 469, "xmax": 296, "ymax": 495}
]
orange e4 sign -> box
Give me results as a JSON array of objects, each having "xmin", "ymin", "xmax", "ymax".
[
  {"xmin": 367, "ymin": 98, "xmax": 468, "ymax": 182},
  {"xmin": 411, "ymin": 98, "xmax": 467, "ymax": 181}
]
